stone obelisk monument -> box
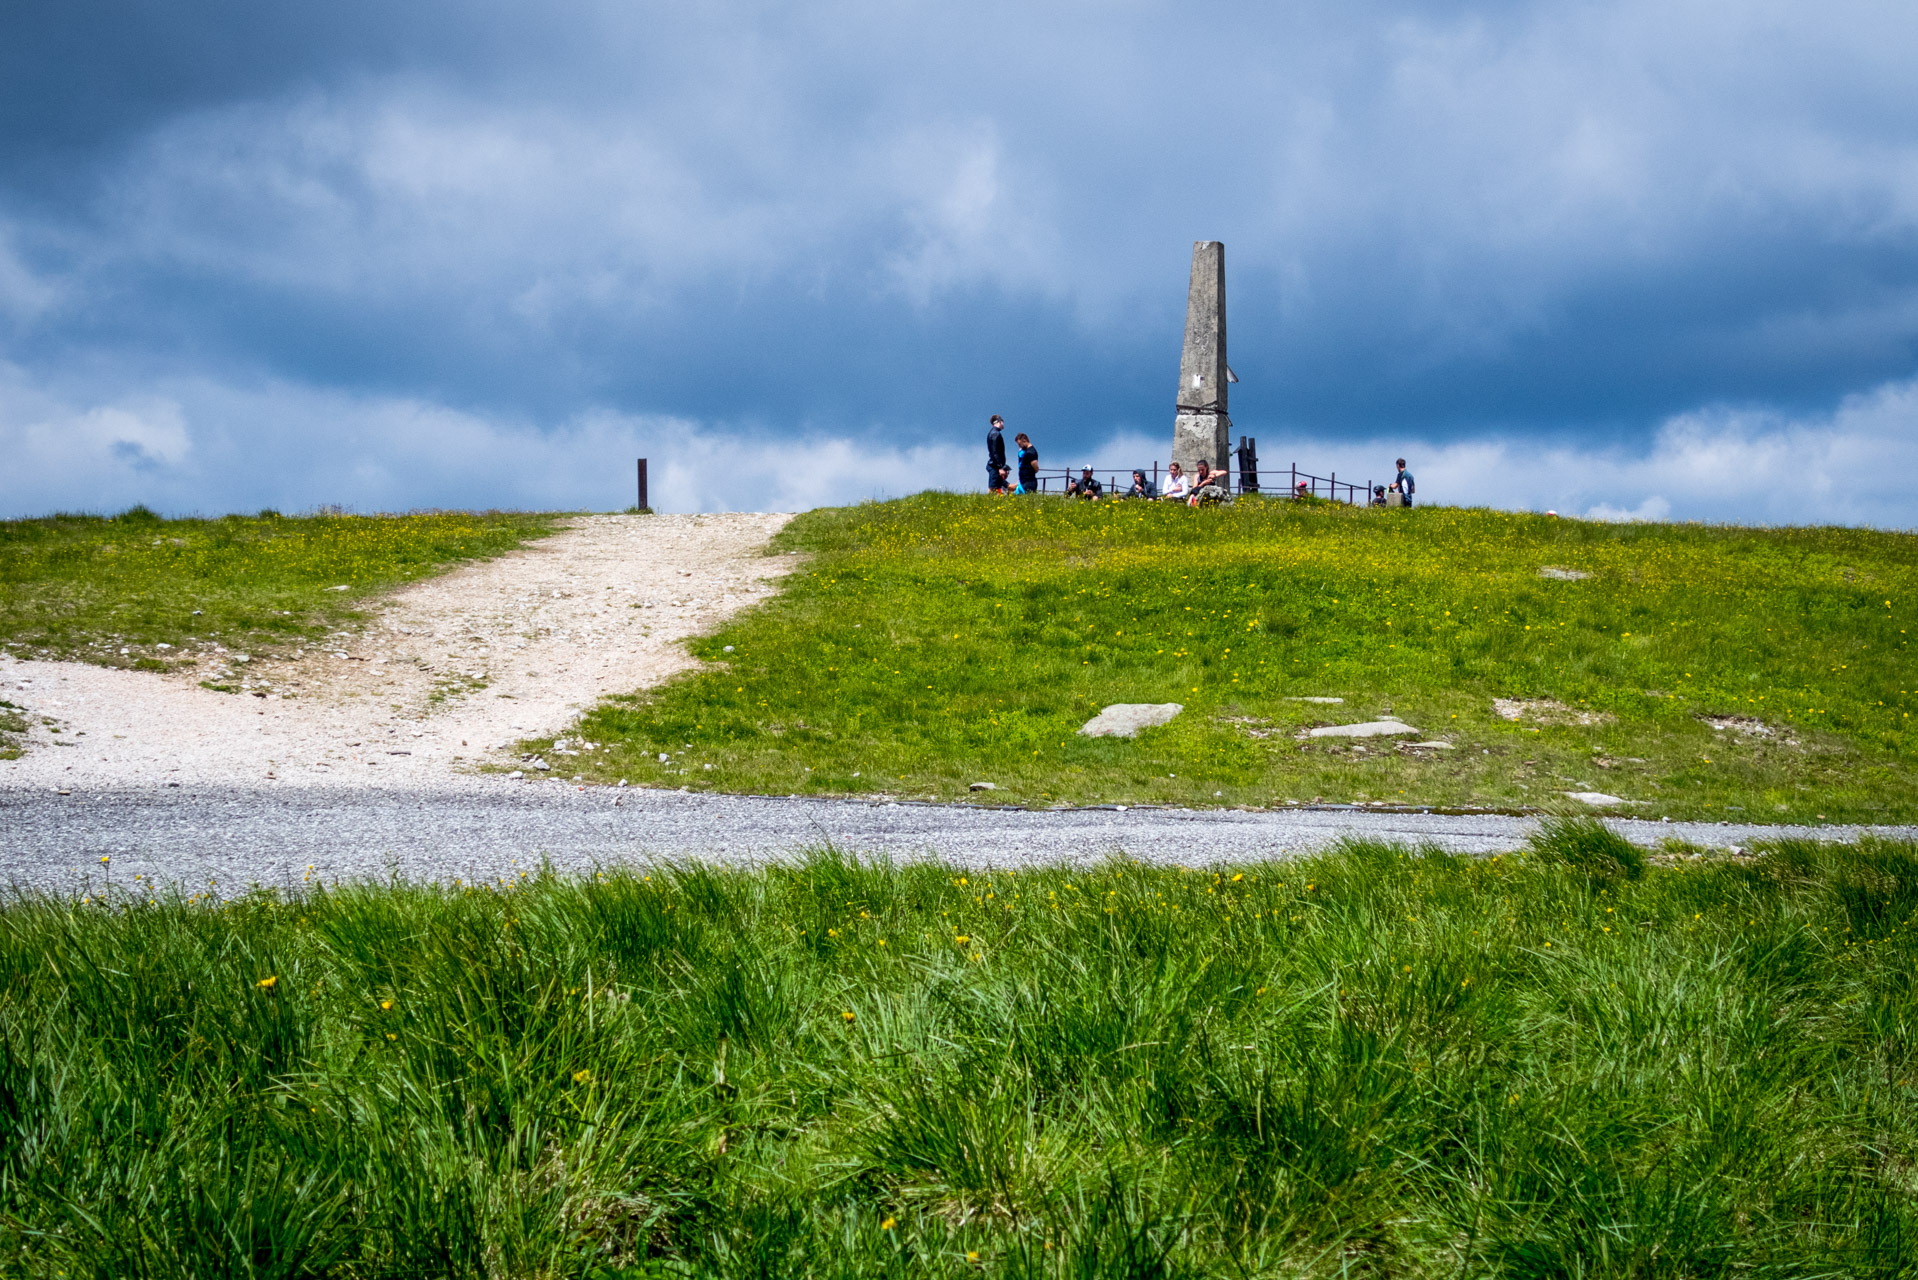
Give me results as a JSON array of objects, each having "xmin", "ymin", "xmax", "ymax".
[{"xmin": 1172, "ymin": 240, "xmax": 1230, "ymax": 475}]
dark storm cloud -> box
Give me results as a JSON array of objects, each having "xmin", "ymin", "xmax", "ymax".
[{"xmin": 2, "ymin": 0, "xmax": 1916, "ymax": 520}]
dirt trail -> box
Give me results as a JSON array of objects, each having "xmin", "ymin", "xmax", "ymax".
[{"xmin": 0, "ymin": 513, "xmax": 794, "ymax": 791}]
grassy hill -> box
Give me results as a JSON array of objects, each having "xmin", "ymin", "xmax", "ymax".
[{"xmin": 564, "ymin": 494, "xmax": 1917, "ymax": 822}]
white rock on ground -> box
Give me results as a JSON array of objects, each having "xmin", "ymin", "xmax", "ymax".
[
  {"xmin": 1308, "ymin": 720, "xmax": 1419, "ymax": 738},
  {"xmin": 1078, "ymin": 703, "xmax": 1183, "ymax": 738},
  {"xmin": 1285, "ymin": 696, "xmax": 1344, "ymax": 704},
  {"xmin": 1538, "ymin": 567, "xmax": 1592, "ymax": 580},
  {"xmin": 0, "ymin": 513, "xmax": 793, "ymax": 791},
  {"xmin": 1564, "ymin": 791, "xmax": 1626, "ymax": 805}
]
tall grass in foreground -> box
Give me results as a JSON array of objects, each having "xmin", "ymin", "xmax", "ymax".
[{"xmin": 6, "ymin": 832, "xmax": 1918, "ymax": 1276}]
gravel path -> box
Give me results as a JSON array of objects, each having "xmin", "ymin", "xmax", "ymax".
[
  {"xmin": 0, "ymin": 512, "xmax": 794, "ymax": 789},
  {"xmin": 7, "ymin": 780, "xmax": 1913, "ymax": 898}
]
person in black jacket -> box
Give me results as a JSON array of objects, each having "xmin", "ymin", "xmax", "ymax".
[
  {"xmin": 1065, "ymin": 466, "xmax": 1103, "ymax": 500},
  {"xmin": 985, "ymin": 415, "xmax": 1008, "ymax": 492}
]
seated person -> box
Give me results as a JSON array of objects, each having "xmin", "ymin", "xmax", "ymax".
[
  {"xmin": 992, "ymin": 465, "xmax": 1012, "ymax": 494},
  {"xmin": 1064, "ymin": 466, "xmax": 1104, "ymax": 499},
  {"xmin": 1370, "ymin": 485, "xmax": 1388, "ymax": 507},
  {"xmin": 1126, "ymin": 469, "xmax": 1156, "ymax": 499},
  {"xmin": 1159, "ymin": 462, "xmax": 1189, "ymax": 501},
  {"xmin": 1188, "ymin": 460, "xmax": 1231, "ymax": 506},
  {"xmin": 1294, "ymin": 480, "xmax": 1311, "ymax": 499}
]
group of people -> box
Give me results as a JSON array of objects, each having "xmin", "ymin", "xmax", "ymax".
[
  {"xmin": 1369, "ymin": 459, "xmax": 1416, "ymax": 507},
  {"xmin": 984, "ymin": 415, "xmax": 1238, "ymax": 508},
  {"xmin": 987, "ymin": 415, "xmax": 1416, "ymax": 508}
]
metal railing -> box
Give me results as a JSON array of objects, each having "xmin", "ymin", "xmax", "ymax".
[{"xmin": 1016, "ymin": 461, "xmax": 1383, "ymax": 505}]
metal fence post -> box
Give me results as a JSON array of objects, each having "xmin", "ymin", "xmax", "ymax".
[{"xmin": 637, "ymin": 458, "xmax": 648, "ymax": 511}]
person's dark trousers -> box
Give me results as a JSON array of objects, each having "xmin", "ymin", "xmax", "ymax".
[{"xmin": 987, "ymin": 465, "xmax": 1003, "ymax": 492}]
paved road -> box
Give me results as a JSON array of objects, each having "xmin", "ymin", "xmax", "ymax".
[{"xmin": 5, "ymin": 781, "xmax": 1912, "ymax": 897}]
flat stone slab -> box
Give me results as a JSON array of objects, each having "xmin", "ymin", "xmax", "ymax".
[
  {"xmin": 1308, "ymin": 720, "xmax": 1419, "ymax": 738},
  {"xmin": 1538, "ymin": 566, "xmax": 1592, "ymax": 580},
  {"xmin": 1285, "ymin": 696, "xmax": 1344, "ymax": 704},
  {"xmin": 1079, "ymin": 703, "xmax": 1183, "ymax": 738},
  {"xmin": 1564, "ymin": 791, "xmax": 1626, "ymax": 805},
  {"xmin": 1402, "ymin": 740, "xmax": 1454, "ymax": 750}
]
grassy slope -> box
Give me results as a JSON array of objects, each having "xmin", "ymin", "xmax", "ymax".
[
  {"xmin": 5, "ymin": 834, "xmax": 1918, "ymax": 1275},
  {"xmin": 562, "ymin": 494, "xmax": 1918, "ymax": 822},
  {"xmin": 0, "ymin": 507, "xmax": 560, "ymax": 672}
]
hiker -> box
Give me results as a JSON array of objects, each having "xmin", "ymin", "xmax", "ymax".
[
  {"xmin": 1126, "ymin": 469, "xmax": 1156, "ymax": 499},
  {"xmin": 1014, "ymin": 432, "xmax": 1040, "ymax": 493},
  {"xmin": 1371, "ymin": 485, "xmax": 1388, "ymax": 507},
  {"xmin": 1160, "ymin": 461, "xmax": 1189, "ymax": 501},
  {"xmin": 1391, "ymin": 457, "xmax": 1415, "ymax": 507},
  {"xmin": 993, "ymin": 464, "xmax": 1012, "ymax": 494},
  {"xmin": 1188, "ymin": 460, "xmax": 1231, "ymax": 507},
  {"xmin": 1065, "ymin": 466, "xmax": 1103, "ymax": 500},
  {"xmin": 986, "ymin": 415, "xmax": 1008, "ymax": 492}
]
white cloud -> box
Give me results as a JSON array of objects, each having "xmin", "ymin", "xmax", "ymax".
[
  {"xmin": 0, "ymin": 367, "xmax": 975, "ymax": 517},
  {"xmin": 1584, "ymin": 496, "xmax": 1672, "ymax": 523},
  {"xmin": 4, "ymin": 365, "xmax": 1914, "ymax": 529},
  {"xmin": 1268, "ymin": 376, "xmax": 1918, "ymax": 530}
]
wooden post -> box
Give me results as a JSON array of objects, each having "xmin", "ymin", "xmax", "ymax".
[{"xmin": 636, "ymin": 458, "xmax": 648, "ymax": 511}]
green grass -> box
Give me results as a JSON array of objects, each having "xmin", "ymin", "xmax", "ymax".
[
  {"xmin": 0, "ymin": 699, "xmax": 28, "ymax": 760},
  {"xmin": 8, "ymin": 834, "xmax": 1918, "ymax": 1275},
  {"xmin": 558, "ymin": 494, "xmax": 1918, "ymax": 821},
  {"xmin": 0, "ymin": 505, "xmax": 560, "ymax": 670}
]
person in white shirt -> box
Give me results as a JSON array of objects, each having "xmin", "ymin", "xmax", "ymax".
[{"xmin": 1159, "ymin": 462, "xmax": 1189, "ymax": 501}]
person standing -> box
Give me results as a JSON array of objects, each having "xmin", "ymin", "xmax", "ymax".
[
  {"xmin": 986, "ymin": 415, "xmax": 1008, "ymax": 493},
  {"xmin": 1392, "ymin": 457, "xmax": 1416, "ymax": 507},
  {"xmin": 1015, "ymin": 432, "xmax": 1039, "ymax": 493}
]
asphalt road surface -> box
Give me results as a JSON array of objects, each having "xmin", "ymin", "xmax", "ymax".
[{"xmin": 6, "ymin": 780, "xmax": 1912, "ymax": 898}]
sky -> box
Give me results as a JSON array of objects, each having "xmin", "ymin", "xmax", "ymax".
[{"xmin": 3, "ymin": 0, "xmax": 1916, "ymax": 525}]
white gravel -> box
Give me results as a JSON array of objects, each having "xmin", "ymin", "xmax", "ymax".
[{"xmin": 0, "ymin": 512, "xmax": 794, "ymax": 791}]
